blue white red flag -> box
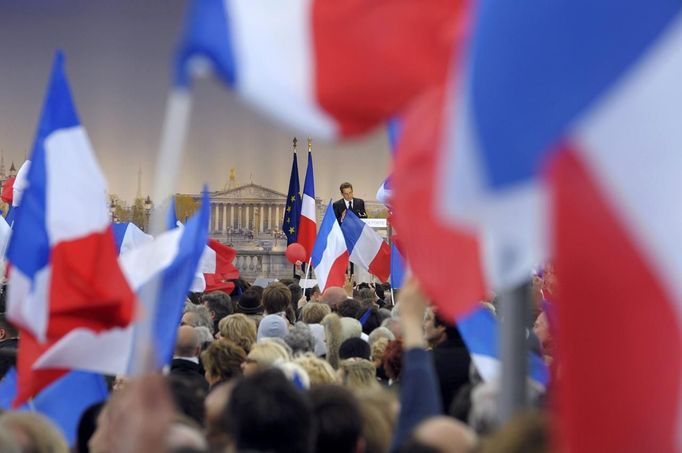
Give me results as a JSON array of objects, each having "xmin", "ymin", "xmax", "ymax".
[
  {"xmin": 298, "ymin": 150, "xmax": 316, "ymax": 262},
  {"xmin": 35, "ymin": 190, "xmax": 212, "ymax": 375},
  {"xmin": 173, "ymin": 0, "xmax": 462, "ymax": 138},
  {"xmin": 112, "ymin": 222, "xmax": 153, "ymax": 256},
  {"xmin": 390, "ymin": 242, "xmax": 406, "ymax": 289},
  {"xmin": 456, "ymin": 306, "xmax": 548, "ymax": 389},
  {"xmin": 0, "ymin": 367, "xmax": 108, "ymax": 447},
  {"xmin": 311, "ymin": 202, "xmax": 349, "ymax": 292},
  {"xmin": 340, "ymin": 210, "xmax": 391, "ymax": 283},
  {"xmin": 437, "ymin": 1, "xmax": 682, "ymax": 450},
  {"xmin": 5, "ymin": 52, "xmax": 136, "ymax": 405}
]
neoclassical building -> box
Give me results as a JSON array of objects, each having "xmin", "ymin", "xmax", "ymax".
[{"xmin": 204, "ymin": 183, "xmax": 323, "ymax": 235}]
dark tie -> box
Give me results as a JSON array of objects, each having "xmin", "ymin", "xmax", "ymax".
[{"xmin": 348, "ymin": 201, "xmax": 353, "ymax": 212}]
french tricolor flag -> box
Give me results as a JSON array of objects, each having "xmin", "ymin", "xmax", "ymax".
[
  {"xmin": 340, "ymin": 210, "xmax": 391, "ymax": 283},
  {"xmin": 112, "ymin": 222, "xmax": 153, "ymax": 256},
  {"xmin": 311, "ymin": 202, "xmax": 348, "ymax": 292},
  {"xmin": 174, "ymin": 0, "xmax": 460, "ymax": 138},
  {"xmin": 5, "ymin": 52, "xmax": 136, "ymax": 404},
  {"xmin": 298, "ymin": 150, "xmax": 316, "ymax": 262}
]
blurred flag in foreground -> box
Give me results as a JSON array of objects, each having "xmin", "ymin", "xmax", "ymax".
[
  {"xmin": 174, "ymin": 0, "xmax": 462, "ymax": 138},
  {"xmin": 6, "ymin": 51, "xmax": 135, "ymax": 405},
  {"xmin": 441, "ymin": 0, "xmax": 682, "ymax": 450}
]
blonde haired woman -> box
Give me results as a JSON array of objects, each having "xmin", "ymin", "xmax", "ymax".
[
  {"xmin": 242, "ymin": 339, "xmax": 291, "ymax": 376},
  {"xmin": 218, "ymin": 314, "xmax": 257, "ymax": 353}
]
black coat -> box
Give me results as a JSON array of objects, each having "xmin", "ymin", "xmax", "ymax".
[
  {"xmin": 333, "ymin": 198, "xmax": 367, "ymax": 223},
  {"xmin": 431, "ymin": 338, "xmax": 471, "ymax": 412},
  {"xmin": 170, "ymin": 358, "xmax": 209, "ymax": 392}
]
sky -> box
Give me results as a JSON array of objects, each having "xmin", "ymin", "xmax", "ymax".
[{"xmin": 0, "ymin": 1, "xmax": 390, "ymax": 204}]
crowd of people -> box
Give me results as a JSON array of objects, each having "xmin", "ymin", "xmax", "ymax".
[{"xmin": 0, "ymin": 270, "xmax": 556, "ymax": 453}]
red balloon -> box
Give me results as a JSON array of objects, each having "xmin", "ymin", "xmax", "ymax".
[{"xmin": 285, "ymin": 243, "xmax": 307, "ymax": 264}]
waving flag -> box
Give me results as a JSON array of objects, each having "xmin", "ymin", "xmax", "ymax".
[
  {"xmin": 311, "ymin": 202, "xmax": 349, "ymax": 292},
  {"xmin": 340, "ymin": 210, "xmax": 391, "ymax": 283},
  {"xmin": 174, "ymin": 0, "xmax": 462, "ymax": 138},
  {"xmin": 112, "ymin": 222, "xmax": 153, "ymax": 256},
  {"xmin": 439, "ymin": 1, "xmax": 682, "ymax": 450},
  {"xmin": 457, "ymin": 306, "xmax": 548, "ymax": 389},
  {"xmin": 0, "ymin": 368, "xmax": 108, "ymax": 447},
  {"xmin": 36, "ymin": 190, "xmax": 212, "ymax": 375},
  {"xmin": 201, "ymin": 238, "xmax": 239, "ymax": 294},
  {"xmin": 298, "ymin": 147, "xmax": 316, "ymax": 261},
  {"xmin": 5, "ymin": 52, "xmax": 136, "ymax": 404},
  {"xmin": 283, "ymin": 150, "xmax": 302, "ymax": 245}
]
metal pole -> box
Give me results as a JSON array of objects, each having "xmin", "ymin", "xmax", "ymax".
[{"xmin": 498, "ymin": 282, "xmax": 530, "ymax": 424}]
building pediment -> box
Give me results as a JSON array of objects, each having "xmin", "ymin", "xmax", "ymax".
[{"xmin": 210, "ymin": 183, "xmax": 287, "ymax": 201}]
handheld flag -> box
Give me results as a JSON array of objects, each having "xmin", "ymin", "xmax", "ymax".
[
  {"xmin": 112, "ymin": 222, "xmax": 153, "ymax": 256},
  {"xmin": 283, "ymin": 148, "xmax": 302, "ymax": 245},
  {"xmin": 5, "ymin": 51, "xmax": 136, "ymax": 404},
  {"xmin": 174, "ymin": 0, "xmax": 462, "ymax": 138},
  {"xmin": 340, "ymin": 210, "xmax": 391, "ymax": 282},
  {"xmin": 456, "ymin": 306, "xmax": 549, "ymax": 389},
  {"xmin": 311, "ymin": 202, "xmax": 349, "ymax": 292},
  {"xmin": 298, "ymin": 143, "xmax": 316, "ymax": 261}
]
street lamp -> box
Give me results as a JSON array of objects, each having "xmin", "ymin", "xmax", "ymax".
[
  {"xmin": 144, "ymin": 195, "xmax": 152, "ymax": 232},
  {"xmin": 109, "ymin": 200, "xmax": 116, "ymax": 223}
]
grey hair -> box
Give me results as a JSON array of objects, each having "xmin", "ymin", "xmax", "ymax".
[
  {"xmin": 283, "ymin": 322, "xmax": 315, "ymax": 356},
  {"xmin": 183, "ymin": 302, "xmax": 214, "ymax": 333},
  {"xmin": 368, "ymin": 327, "xmax": 395, "ymax": 348}
]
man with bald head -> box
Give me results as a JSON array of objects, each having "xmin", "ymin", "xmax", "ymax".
[
  {"xmin": 320, "ymin": 287, "xmax": 349, "ymax": 312},
  {"xmin": 170, "ymin": 326, "xmax": 208, "ymax": 391},
  {"xmin": 399, "ymin": 416, "xmax": 478, "ymax": 453}
]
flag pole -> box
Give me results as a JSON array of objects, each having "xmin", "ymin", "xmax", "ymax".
[
  {"xmin": 498, "ymin": 282, "xmax": 530, "ymax": 425},
  {"xmin": 303, "ymin": 257, "xmax": 312, "ymax": 282},
  {"xmin": 134, "ymin": 88, "xmax": 193, "ymax": 374}
]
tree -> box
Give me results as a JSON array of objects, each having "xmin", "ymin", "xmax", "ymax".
[{"xmin": 175, "ymin": 194, "xmax": 199, "ymax": 223}]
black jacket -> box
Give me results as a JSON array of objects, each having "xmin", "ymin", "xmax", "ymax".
[
  {"xmin": 431, "ymin": 338, "xmax": 471, "ymax": 412},
  {"xmin": 333, "ymin": 198, "xmax": 366, "ymax": 223}
]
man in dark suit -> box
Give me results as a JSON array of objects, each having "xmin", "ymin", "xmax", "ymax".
[
  {"xmin": 333, "ymin": 182, "xmax": 367, "ymax": 223},
  {"xmin": 170, "ymin": 325, "xmax": 209, "ymax": 392}
]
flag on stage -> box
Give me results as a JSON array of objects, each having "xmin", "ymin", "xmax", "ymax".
[
  {"xmin": 5, "ymin": 51, "xmax": 136, "ymax": 405},
  {"xmin": 340, "ymin": 210, "xmax": 391, "ymax": 283},
  {"xmin": 456, "ymin": 306, "xmax": 549, "ymax": 389},
  {"xmin": 283, "ymin": 149, "xmax": 302, "ymax": 246},
  {"xmin": 173, "ymin": 0, "xmax": 461, "ymax": 138},
  {"xmin": 112, "ymin": 222, "xmax": 153, "ymax": 256},
  {"xmin": 441, "ymin": 1, "xmax": 682, "ymax": 450},
  {"xmin": 311, "ymin": 202, "xmax": 349, "ymax": 292},
  {"xmin": 298, "ymin": 145, "xmax": 316, "ymax": 262}
]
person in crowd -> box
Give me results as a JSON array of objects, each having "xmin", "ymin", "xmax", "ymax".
[
  {"xmin": 218, "ymin": 313, "xmax": 257, "ymax": 353},
  {"xmin": 293, "ymin": 353, "xmax": 337, "ymax": 387},
  {"xmin": 0, "ymin": 412, "xmax": 69, "ymax": 453},
  {"xmin": 243, "ymin": 339, "xmax": 291, "ymax": 376},
  {"xmin": 0, "ymin": 313, "xmax": 18, "ymax": 380},
  {"xmin": 339, "ymin": 337, "xmax": 371, "ymax": 360},
  {"xmin": 284, "ymin": 322, "xmax": 316, "ymax": 355},
  {"xmin": 353, "ymin": 387, "xmax": 398, "ymax": 453},
  {"xmin": 333, "ymin": 181, "xmax": 367, "ymax": 222},
  {"xmin": 263, "ymin": 282, "xmax": 295, "ymax": 323},
  {"xmin": 225, "ymin": 369, "xmax": 314, "ymax": 453},
  {"xmin": 360, "ymin": 306, "xmax": 383, "ymax": 335},
  {"xmin": 234, "ymin": 288, "xmax": 264, "ymax": 326},
  {"xmin": 257, "ymin": 313, "xmax": 289, "ymax": 341},
  {"xmin": 300, "ymin": 302, "xmax": 330, "ymax": 356},
  {"xmin": 533, "ymin": 309, "xmax": 554, "ymax": 365},
  {"xmin": 193, "ymin": 325, "xmax": 214, "ymax": 350},
  {"xmin": 201, "ymin": 290, "xmax": 233, "ymax": 333},
  {"xmin": 182, "ymin": 302, "xmax": 214, "ymax": 334},
  {"xmin": 381, "ymin": 317, "xmax": 402, "ymax": 339},
  {"xmin": 383, "ymin": 339, "xmax": 404, "ymax": 385},
  {"xmin": 424, "ymin": 307, "xmax": 472, "ymax": 413},
  {"xmin": 200, "ymin": 338, "xmax": 246, "ymax": 389},
  {"xmin": 170, "ymin": 325, "xmax": 209, "ymax": 392},
  {"xmin": 274, "ymin": 361, "xmax": 311, "ymax": 390},
  {"xmin": 398, "ymin": 416, "xmax": 478, "ymax": 453},
  {"xmin": 371, "ymin": 337, "xmax": 391, "ymax": 382},
  {"xmin": 337, "ymin": 298, "xmax": 362, "ymax": 319},
  {"xmin": 166, "ymin": 375, "xmax": 207, "ymax": 427},
  {"xmin": 309, "ymin": 384, "xmax": 365, "ymax": 453},
  {"xmin": 338, "ymin": 357, "xmax": 380, "ymax": 390},
  {"xmin": 321, "ymin": 286, "xmax": 349, "ymax": 312}
]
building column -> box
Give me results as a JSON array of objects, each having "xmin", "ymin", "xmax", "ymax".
[
  {"xmin": 210, "ymin": 203, "xmax": 216, "ymax": 232},
  {"xmin": 259, "ymin": 204, "xmax": 264, "ymax": 232},
  {"xmin": 217, "ymin": 203, "xmax": 224, "ymax": 232}
]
